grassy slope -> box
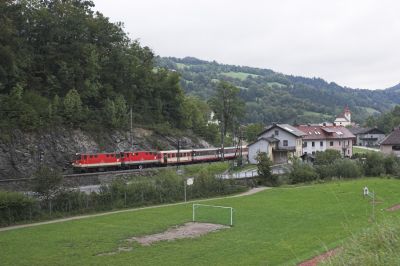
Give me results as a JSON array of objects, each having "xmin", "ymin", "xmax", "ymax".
[
  {"xmin": 1, "ymin": 179, "xmax": 400, "ymax": 265},
  {"xmin": 220, "ymin": 71, "xmax": 259, "ymax": 80}
]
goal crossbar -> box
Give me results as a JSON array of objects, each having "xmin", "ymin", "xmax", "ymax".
[{"xmin": 192, "ymin": 203, "xmax": 234, "ymax": 226}]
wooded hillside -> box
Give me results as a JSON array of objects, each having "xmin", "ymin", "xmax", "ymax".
[
  {"xmin": 0, "ymin": 0, "xmax": 213, "ymax": 141},
  {"xmin": 157, "ymin": 57, "xmax": 400, "ymax": 124}
]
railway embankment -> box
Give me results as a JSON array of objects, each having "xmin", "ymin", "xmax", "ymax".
[{"xmin": 0, "ymin": 127, "xmax": 209, "ymax": 184}]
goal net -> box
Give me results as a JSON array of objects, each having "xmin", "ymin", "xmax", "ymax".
[{"xmin": 192, "ymin": 204, "xmax": 234, "ymax": 226}]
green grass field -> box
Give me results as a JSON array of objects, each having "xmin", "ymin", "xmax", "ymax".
[
  {"xmin": 220, "ymin": 71, "xmax": 259, "ymax": 80},
  {"xmin": 353, "ymin": 146, "xmax": 379, "ymax": 154},
  {"xmin": 1, "ymin": 178, "xmax": 400, "ymax": 265}
]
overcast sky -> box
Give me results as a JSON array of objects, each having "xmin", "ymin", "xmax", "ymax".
[{"xmin": 93, "ymin": 0, "xmax": 400, "ymax": 90}]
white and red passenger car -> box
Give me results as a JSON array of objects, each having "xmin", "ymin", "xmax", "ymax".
[{"xmin": 72, "ymin": 146, "xmax": 248, "ymax": 172}]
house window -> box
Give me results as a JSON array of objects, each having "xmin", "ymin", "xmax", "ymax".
[
  {"xmin": 312, "ymin": 142, "xmax": 315, "ymax": 147},
  {"xmin": 283, "ymin": 140, "xmax": 288, "ymax": 146},
  {"xmin": 330, "ymin": 141, "xmax": 333, "ymax": 146},
  {"xmin": 339, "ymin": 141, "xmax": 341, "ymax": 146},
  {"xmin": 392, "ymin": 145, "xmax": 400, "ymax": 151},
  {"xmin": 320, "ymin": 141, "xmax": 323, "ymax": 147},
  {"xmin": 275, "ymin": 130, "xmax": 279, "ymax": 136},
  {"xmin": 303, "ymin": 142, "xmax": 307, "ymax": 148},
  {"xmin": 312, "ymin": 151, "xmax": 315, "ymax": 155}
]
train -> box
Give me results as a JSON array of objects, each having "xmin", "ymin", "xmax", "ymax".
[{"xmin": 72, "ymin": 146, "xmax": 249, "ymax": 172}]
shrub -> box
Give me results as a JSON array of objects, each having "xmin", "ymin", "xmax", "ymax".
[
  {"xmin": 363, "ymin": 152, "xmax": 386, "ymax": 176},
  {"xmin": 0, "ymin": 191, "xmax": 38, "ymax": 226},
  {"xmin": 333, "ymin": 159, "xmax": 363, "ymax": 178},
  {"xmin": 290, "ymin": 160, "xmax": 318, "ymax": 184},
  {"xmin": 256, "ymin": 152, "xmax": 278, "ymax": 186},
  {"xmin": 314, "ymin": 149, "xmax": 342, "ymax": 165}
]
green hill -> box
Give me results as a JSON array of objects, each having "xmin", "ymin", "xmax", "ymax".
[{"xmin": 157, "ymin": 57, "xmax": 400, "ymax": 125}]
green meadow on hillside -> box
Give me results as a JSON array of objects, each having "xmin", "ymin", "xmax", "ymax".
[{"xmin": 1, "ymin": 179, "xmax": 400, "ymax": 265}]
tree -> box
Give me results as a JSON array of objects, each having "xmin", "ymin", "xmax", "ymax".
[
  {"xmin": 208, "ymin": 81, "xmax": 245, "ymax": 159},
  {"xmin": 256, "ymin": 152, "xmax": 278, "ymax": 186},
  {"xmin": 32, "ymin": 166, "xmax": 63, "ymax": 200},
  {"xmin": 314, "ymin": 149, "xmax": 342, "ymax": 165},
  {"xmin": 244, "ymin": 123, "xmax": 264, "ymax": 142},
  {"xmin": 290, "ymin": 160, "xmax": 318, "ymax": 184},
  {"xmin": 63, "ymin": 89, "xmax": 83, "ymax": 126}
]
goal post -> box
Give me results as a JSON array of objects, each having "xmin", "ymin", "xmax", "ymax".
[{"xmin": 192, "ymin": 204, "xmax": 234, "ymax": 226}]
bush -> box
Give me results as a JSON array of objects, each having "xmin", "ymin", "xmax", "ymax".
[
  {"xmin": 256, "ymin": 152, "xmax": 278, "ymax": 186},
  {"xmin": 363, "ymin": 152, "xmax": 386, "ymax": 176},
  {"xmin": 0, "ymin": 191, "xmax": 38, "ymax": 226},
  {"xmin": 314, "ymin": 149, "xmax": 342, "ymax": 165},
  {"xmin": 290, "ymin": 160, "xmax": 318, "ymax": 184},
  {"xmin": 316, "ymin": 159, "xmax": 363, "ymax": 179}
]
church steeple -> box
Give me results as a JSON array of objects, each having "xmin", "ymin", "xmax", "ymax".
[{"xmin": 344, "ymin": 106, "xmax": 351, "ymax": 122}]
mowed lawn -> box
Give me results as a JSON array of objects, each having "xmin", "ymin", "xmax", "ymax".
[{"xmin": 1, "ymin": 179, "xmax": 400, "ymax": 265}]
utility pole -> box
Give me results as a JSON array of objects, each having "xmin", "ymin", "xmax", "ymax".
[
  {"xmin": 130, "ymin": 107, "xmax": 133, "ymax": 148},
  {"xmin": 177, "ymin": 139, "xmax": 181, "ymax": 167},
  {"xmin": 239, "ymin": 126, "xmax": 243, "ymax": 166}
]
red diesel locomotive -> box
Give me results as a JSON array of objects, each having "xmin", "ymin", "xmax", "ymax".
[{"xmin": 72, "ymin": 146, "xmax": 248, "ymax": 172}]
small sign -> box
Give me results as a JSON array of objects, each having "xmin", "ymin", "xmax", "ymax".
[{"xmin": 187, "ymin": 178, "xmax": 194, "ymax": 186}]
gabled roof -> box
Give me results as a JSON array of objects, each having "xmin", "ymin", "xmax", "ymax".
[
  {"xmin": 380, "ymin": 128, "xmax": 400, "ymax": 145},
  {"xmin": 258, "ymin": 123, "xmax": 306, "ymax": 138},
  {"xmin": 348, "ymin": 127, "xmax": 385, "ymax": 135},
  {"xmin": 295, "ymin": 125, "xmax": 355, "ymax": 140},
  {"xmin": 248, "ymin": 137, "xmax": 279, "ymax": 147}
]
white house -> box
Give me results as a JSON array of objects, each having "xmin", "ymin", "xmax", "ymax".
[
  {"xmin": 248, "ymin": 123, "xmax": 305, "ymax": 164},
  {"xmin": 296, "ymin": 125, "xmax": 356, "ymax": 157}
]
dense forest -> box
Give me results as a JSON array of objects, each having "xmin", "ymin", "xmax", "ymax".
[
  {"xmin": 157, "ymin": 57, "xmax": 400, "ymax": 124},
  {"xmin": 0, "ymin": 0, "xmax": 218, "ymax": 143}
]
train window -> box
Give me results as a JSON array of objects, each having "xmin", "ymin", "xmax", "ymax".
[
  {"xmin": 116, "ymin": 153, "xmax": 121, "ymax": 158},
  {"xmin": 83, "ymin": 155, "xmax": 87, "ymax": 160}
]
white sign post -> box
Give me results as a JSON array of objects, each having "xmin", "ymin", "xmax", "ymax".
[{"xmin": 184, "ymin": 177, "xmax": 194, "ymax": 202}]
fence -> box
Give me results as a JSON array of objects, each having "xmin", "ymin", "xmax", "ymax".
[{"xmin": 0, "ymin": 177, "xmax": 248, "ymax": 227}]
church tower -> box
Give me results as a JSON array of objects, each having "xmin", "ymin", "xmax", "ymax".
[{"xmin": 343, "ymin": 106, "xmax": 351, "ymax": 122}]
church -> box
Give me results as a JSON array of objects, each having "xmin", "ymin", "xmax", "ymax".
[{"xmin": 334, "ymin": 106, "xmax": 353, "ymax": 126}]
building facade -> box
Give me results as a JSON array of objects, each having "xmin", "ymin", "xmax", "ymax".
[
  {"xmin": 380, "ymin": 128, "xmax": 400, "ymax": 156},
  {"xmin": 296, "ymin": 125, "xmax": 356, "ymax": 157},
  {"xmin": 334, "ymin": 106, "xmax": 352, "ymax": 127},
  {"xmin": 349, "ymin": 127, "xmax": 385, "ymax": 147},
  {"xmin": 248, "ymin": 124, "xmax": 304, "ymax": 164}
]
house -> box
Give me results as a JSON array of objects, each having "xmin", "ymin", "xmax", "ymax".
[
  {"xmin": 248, "ymin": 123, "xmax": 305, "ymax": 164},
  {"xmin": 348, "ymin": 127, "xmax": 385, "ymax": 147},
  {"xmin": 380, "ymin": 128, "xmax": 400, "ymax": 156},
  {"xmin": 334, "ymin": 106, "xmax": 353, "ymax": 127},
  {"xmin": 296, "ymin": 125, "xmax": 356, "ymax": 158}
]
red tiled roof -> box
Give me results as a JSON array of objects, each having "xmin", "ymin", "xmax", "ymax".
[{"xmin": 295, "ymin": 125, "xmax": 356, "ymax": 140}]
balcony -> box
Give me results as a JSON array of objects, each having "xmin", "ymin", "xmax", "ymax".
[{"xmin": 273, "ymin": 145, "xmax": 296, "ymax": 152}]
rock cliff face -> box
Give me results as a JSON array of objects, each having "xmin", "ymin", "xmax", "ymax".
[{"xmin": 0, "ymin": 128, "xmax": 210, "ymax": 180}]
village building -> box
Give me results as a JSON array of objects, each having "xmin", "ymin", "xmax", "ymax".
[
  {"xmin": 296, "ymin": 125, "xmax": 356, "ymax": 158},
  {"xmin": 334, "ymin": 106, "xmax": 353, "ymax": 127},
  {"xmin": 348, "ymin": 127, "xmax": 386, "ymax": 147},
  {"xmin": 248, "ymin": 124, "xmax": 305, "ymax": 164},
  {"xmin": 380, "ymin": 128, "xmax": 400, "ymax": 156}
]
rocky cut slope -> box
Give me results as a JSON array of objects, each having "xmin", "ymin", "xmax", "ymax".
[{"xmin": 0, "ymin": 128, "xmax": 210, "ymax": 180}]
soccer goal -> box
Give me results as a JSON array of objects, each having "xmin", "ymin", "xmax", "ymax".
[{"xmin": 192, "ymin": 204, "xmax": 234, "ymax": 226}]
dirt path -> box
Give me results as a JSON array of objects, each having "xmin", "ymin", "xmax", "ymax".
[
  {"xmin": 298, "ymin": 248, "xmax": 340, "ymax": 266},
  {"xmin": 0, "ymin": 187, "xmax": 270, "ymax": 232}
]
